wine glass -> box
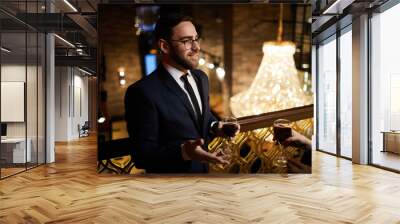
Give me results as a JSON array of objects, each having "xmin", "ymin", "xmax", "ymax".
[
  {"xmin": 215, "ymin": 140, "xmax": 233, "ymax": 170},
  {"xmin": 220, "ymin": 116, "xmax": 238, "ymax": 165},
  {"xmin": 272, "ymin": 119, "xmax": 292, "ymax": 169},
  {"xmin": 222, "ymin": 117, "xmax": 238, "ymax": 138}
]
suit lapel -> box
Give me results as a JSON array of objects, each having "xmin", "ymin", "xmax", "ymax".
[
  {"xmin": 191, "ymin": 70, "xmax": 207, "ymax": 135},
  {"xmin": 158, "ymin": 65, "xmax": 202, "ymax": 133}
]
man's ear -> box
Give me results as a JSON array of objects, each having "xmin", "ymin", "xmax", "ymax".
[{"xmin": 159, "ymin": 39, "xmax": 169, "ymax": 55}]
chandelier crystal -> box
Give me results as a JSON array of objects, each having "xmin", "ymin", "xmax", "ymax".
[{"xmin": 230, "ymin": 41, "xmax": 312, "ymax": 117}]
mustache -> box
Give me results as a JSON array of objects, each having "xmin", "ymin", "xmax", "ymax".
[
  {"xmin": 187, "ymin": 51, "xmax": 199, "ymax": 56},
  {"xmin": 187, "ymin": 48, "xmax": 199, "ymax": 54}
]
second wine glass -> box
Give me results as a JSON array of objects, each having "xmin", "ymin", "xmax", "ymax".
[{"xmin": 272, "ymin": 119, "xmax": 292, "ymax": 169}]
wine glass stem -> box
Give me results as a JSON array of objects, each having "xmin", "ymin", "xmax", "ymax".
[{"xmin": 228, "ymin": 137, "xmax": 234, "ymax": 148}]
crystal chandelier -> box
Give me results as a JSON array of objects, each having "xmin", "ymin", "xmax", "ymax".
[{"xmin": 230, "ymin": 5, "xmax": 312, "ymax": 117}]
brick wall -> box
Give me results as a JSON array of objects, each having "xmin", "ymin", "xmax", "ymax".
[
  {"xmin": 232, "ymin": 4, "xmax": 307, "ymax": 95},
  {"xmin": 99, "ymin": 5, "xmax": 141, "ymax": 117},
  {"xmin": 98, "ymin": 4, "xmax": 310, "ymax": 118},
  {"xmin": 192, "ymin": 6, "xmax": 224, "ymax": 95}
]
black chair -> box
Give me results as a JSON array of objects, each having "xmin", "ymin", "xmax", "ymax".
[
  {"xmin": 97, "ymin": 137, "xmax": 136, "ymax": 174},
  {"xmin": 78, "ymin": 121, "xmax": 90, "ymax": 138}
]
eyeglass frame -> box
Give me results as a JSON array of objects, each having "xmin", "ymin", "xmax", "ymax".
[{"xmin": 168, "ymin": 36, "xmax": 201, "ymax": 49}]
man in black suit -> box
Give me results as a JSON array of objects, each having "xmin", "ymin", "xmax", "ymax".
[{"xmin": 125, "ymin": 14, "xmax": 239, "ymax": 173}]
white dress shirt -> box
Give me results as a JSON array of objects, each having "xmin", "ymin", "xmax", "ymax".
[{"xmin": 163, "ymin": 62, "xmax": 203, "ymax": 114}]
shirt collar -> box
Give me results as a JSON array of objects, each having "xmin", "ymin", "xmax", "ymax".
[{"xmin": 162, "ymin": 62, "xmax": 192, "ymax": 81}]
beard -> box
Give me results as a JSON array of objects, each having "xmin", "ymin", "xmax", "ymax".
[{"xmin": 170, "ymin": 47, "xmax": 198, "ymax": 70}]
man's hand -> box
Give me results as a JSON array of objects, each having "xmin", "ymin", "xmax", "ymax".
[
  {"xmin": 181, "ymin": 138, "xmax": 229, "ymax": 165},
  {"xmin": 282, "ymin": 130, "xmax": 312, "ymax": 150},
  {"xmin": 214, "ymin": 121, "xmax": 240, "ymax": 138}
]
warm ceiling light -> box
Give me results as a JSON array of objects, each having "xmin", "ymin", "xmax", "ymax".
[
  {"xmin": 63, "ymin": 0, "xmax": 78, "ymax": 12},
  {"xmin": 97, "ymin": 117, "xmax": 106, "ymax": 124},
  {"xmin": 207, "ymin": 63, "xmax": 215, "ymax": 69},
  {"xmin": 1, "ymin": 47, "xmax": 11, "ymax": 53},
  {"xmin": 119, "ymin": 71, "xmax": 125, "ymax": 77},
  {"xmin": 54, "ymin": 34, "xmax": 75, "ymax": 48},
  {"xmin": 77, "ymin": 67, "xmax": 93, "ymax": 76},
  {"xmin": 302, "ymin": 63, "xmax": 310, "ymax": 69},
  {"xmin": 199, "ymin": 58, "xmax": 206, "ymax": 66},
  {"xmin": 216, "ymin": 67, "xmax": 225, "ymax": 81},
  {"xmin": 322, "ymin": 0, "xmax": 354, "ymax": 15},
  {"xmin": 120, "ymin": 79, "xmax": 126, "ymax": 86}
]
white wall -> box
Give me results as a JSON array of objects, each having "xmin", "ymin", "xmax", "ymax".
[
  {"xmin": 54, "ymin": 67, "xmax": 89, "ymax": 141},
  {"xmin": 1, "ymin": 63, "xmax": 46, "ymax": 164},
  {"xmin": 1, "ymin": 65, "xmax": 40, "ymax": 138},
  {"xmin": 55, "ymin": 66, "xmax": 69, "ymax": 141},
  {"xmin": 1, "ymin": 65, "xmax": 26, "ymax": 81}
]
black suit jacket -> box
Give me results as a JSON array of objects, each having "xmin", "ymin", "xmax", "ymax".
[{"xmin": 124, "ymin": 65, "xmax": 217, "ymax": 173}]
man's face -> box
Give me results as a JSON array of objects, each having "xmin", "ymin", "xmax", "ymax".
[{"xmin": 167, "ymin": 21, "xmax": 200, "ymax": 70}]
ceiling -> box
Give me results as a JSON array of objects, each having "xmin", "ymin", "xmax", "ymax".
[
  {"xmin": 1, "ymin": 0, "xmax": 313, "ymax": 73},
  {"xmin": 0, "ymin": 0, "xmax": 100, "ymax": 72}
]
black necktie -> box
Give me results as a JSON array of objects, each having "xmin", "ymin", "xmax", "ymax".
[{"xmin": 180, "ymin": 74, "xmax": 202, "ymax": 126}]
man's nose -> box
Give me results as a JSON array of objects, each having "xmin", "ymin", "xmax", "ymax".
[{"xmin": 191, "ymin": 41, "xmax": 200, "ymax": 51}]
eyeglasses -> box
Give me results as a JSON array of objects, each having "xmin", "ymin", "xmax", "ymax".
[{"xmin": 170, "ymin": 37, "xmax": 201, "ymax": 49}]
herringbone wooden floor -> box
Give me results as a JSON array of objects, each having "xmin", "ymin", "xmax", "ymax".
[{"xmin": 1, "ymin": 135, "xmax": 400, "ymax": 223}]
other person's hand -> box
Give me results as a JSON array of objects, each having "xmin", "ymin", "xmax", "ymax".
[{"xmin": 282, "ymin": 130, "xmax": 312, "ymax": 150}]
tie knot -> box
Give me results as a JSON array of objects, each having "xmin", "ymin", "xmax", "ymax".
[{"xmin": 180, "ymin": 73, "xmax": 189, "ymax": 82}]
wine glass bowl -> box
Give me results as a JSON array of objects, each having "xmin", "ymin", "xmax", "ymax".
[
  {"xmin": 221, "ymin": 117, "xmax": 239, "ymax": 138},
  {"xmin": 219, "ymin": 117, "xmax": 239, "ymax": 168},
  {"xmin": 272, "ymin": 119, "xmax": 292, "ymax": 170},
  {"xmin": 273, "ymin": 119, "xmax": 292, "ymax": 143}
]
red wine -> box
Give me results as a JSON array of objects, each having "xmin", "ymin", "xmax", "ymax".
[
  {"xmin": 222, "ymin": 123, "xmax": 237, "ymax": 137},
  {"xmin": 273, "ymin": 125, "xmax": 292, "ymax": 143}
]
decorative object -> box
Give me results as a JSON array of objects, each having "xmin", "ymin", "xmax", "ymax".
[{"xmin": 230, "ymin": 5, "xmax": 312, "ymax": 117}]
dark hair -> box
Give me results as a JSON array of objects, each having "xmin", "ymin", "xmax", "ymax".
[{"xmin": 154, "ymin": 13, "xmax": 193, "ymax": 41}]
